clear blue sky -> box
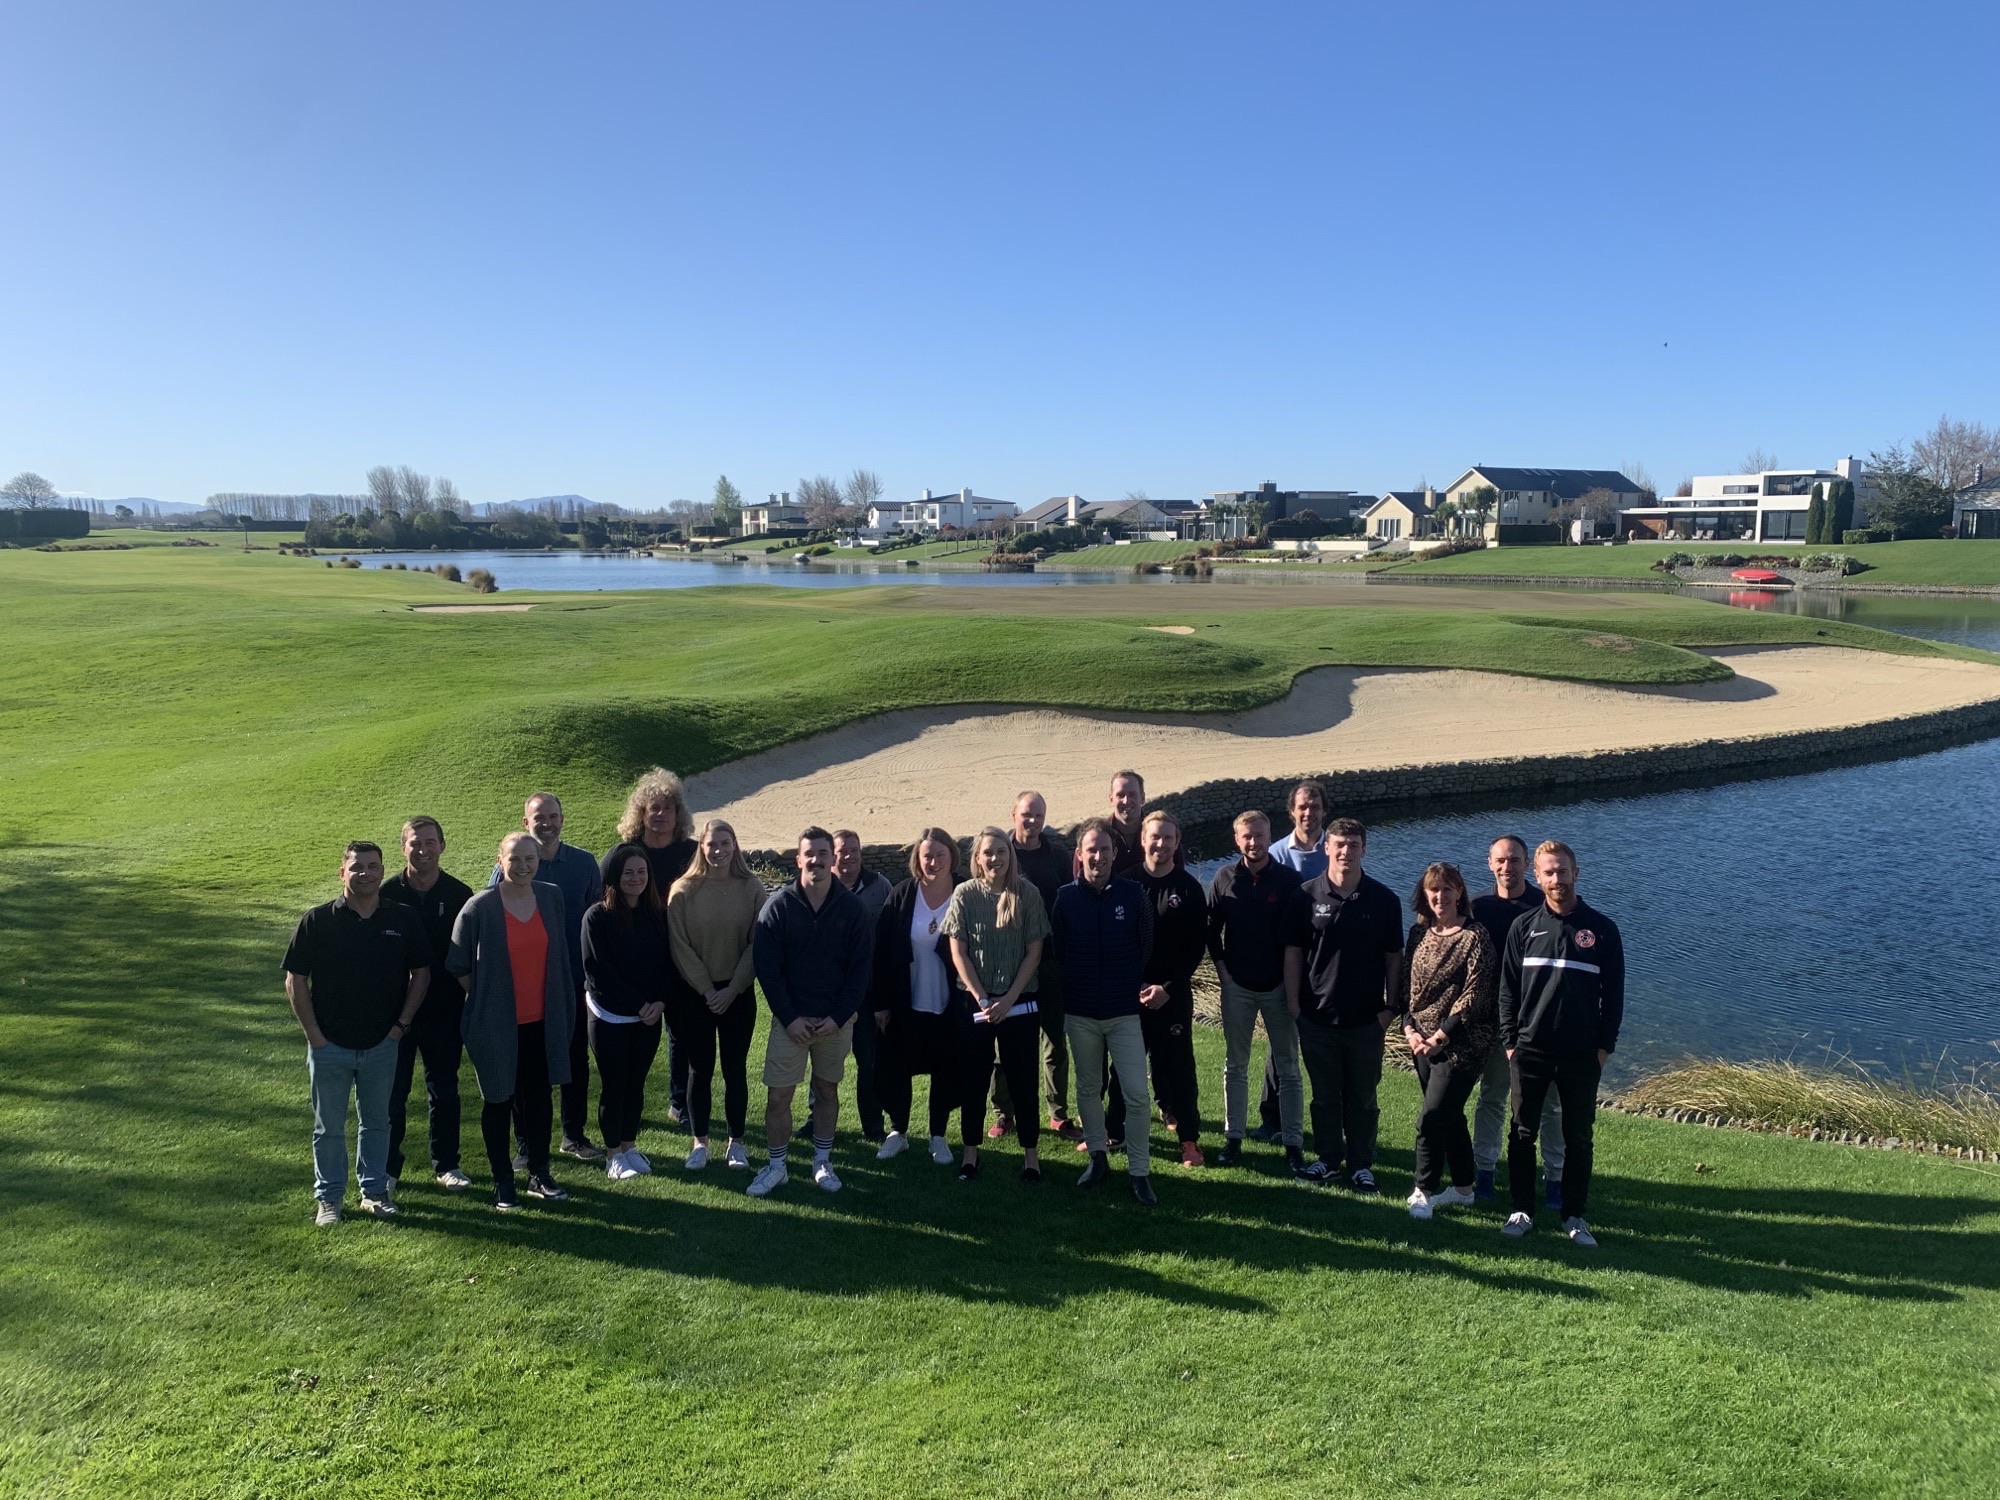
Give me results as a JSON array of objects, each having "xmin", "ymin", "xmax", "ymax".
[{"xmin": 4, "ymin": 2, "xmax": 1996, "ymax": 509}]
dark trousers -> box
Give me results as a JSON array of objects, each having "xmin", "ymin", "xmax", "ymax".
[
  {"xmin": 878, "ymin": 1006, "xmax": 983, "ymax": 1148},
  {"xmin": 978, "ymin": 1010, "xmax": 1044, "ymax": 1149},
  {"xmin": 668, "ymin": 1025, "xmax": 689, "ymax": 1118},
  {"xmin": 386, "ymin": 999, "xmax": 463, "ymax": 1178},
  {"xmin": 989, "ymin": 965, "xmax": 1071, "ymax": 1124},
  {"xmin": 1257, "ymin": 1053, "xmax": 1282, "ymax": 1134},
  {"xmin": 1413, "ymin": 1050, "xmax": 1480, "ymax": 1193},
  {"xmin": 1106, "ymin": 988, "xmax": 1200, "ymax": 1145},
  {"xmin": 1297, "ymin": 1022, "xmax": 1383, "ymax": 1171},
  {"xmin": 558, "ymin": 981, "xmax": 591, "ymax": 1146},
  {"xmin": 672, "ymin": 991, "xmax": 757, "ymax": 1139},
  {"xmin": 484, "ymin": 1020, "xmax": 552, "ymax": 1192},
  {"xmin": 590, "ymin": 1014, "xmax": 661, "ymax": 1147},
  {"xmin": 853, "ymin": 1006, "xmax": 884, "ymax": 1137},
  {"xmin": 1510, "ymin": 1051, "xmax": 1600, "ymax": 1219}
]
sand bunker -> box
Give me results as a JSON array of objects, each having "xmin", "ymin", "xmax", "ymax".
[
  {"xmin": 410, "ymin": 603, "xmax": 536, "ymax": 613},
  {"xmin": 1146, "ymin": 625, "xmax": 1196, "ymax": 635},
  {"xmin": 685, "ymin": 647, "xmax": 2000, "ymax": 847}
]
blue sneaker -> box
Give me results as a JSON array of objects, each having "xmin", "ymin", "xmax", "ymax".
[
  {"xmin": 1544, "ymin": 1175, "xmax": 1563, "ymax": 1210},
  {"xmin": 1474, "ymin": 1168, "xmax": 1497, "ymax": 1202}
]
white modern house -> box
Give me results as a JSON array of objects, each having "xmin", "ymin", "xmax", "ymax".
[
  {"xmin": 1616, "ymin": 458, "xmax": 1866, "ymax": 543},
  {"xmin": 868, "ymin": 488, "xmax": 1016, "ymax": 535}
]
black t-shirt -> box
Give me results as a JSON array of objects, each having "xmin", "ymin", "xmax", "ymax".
[
  {"xmin": 1470, "ymin": 890, "xmax": 1542, "ymax": 957},
  {"xmin": 601, "ymin": 838, "xmax": 698, "ymax": 900},
  {"xmin": 283, "ymin": 897, "xmax": 432, "ymax": 1049},
  {"xmin": 381, "ymin": 869, "xmax": 474, "ymax": 1003},
  {"xmin": 1013, "ymin": 837, "xmax": 1072, "ymax": 915},
  {"xmin": 1281, "ymin": 872, "xmax": 1404, "ymax": 1027}
]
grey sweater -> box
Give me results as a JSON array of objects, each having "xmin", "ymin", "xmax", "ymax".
[{"xmin": 447, "ymin": 882, "xmax": 577, "ymax": 1102}]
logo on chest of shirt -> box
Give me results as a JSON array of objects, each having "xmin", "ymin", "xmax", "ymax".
[
  {"xmin": 1166, "ymin": 892, "xmax": 1182, "ymax": 909},
  {"xmin": 1314, "ymin": 903, "xmax": 1332, "ymax": 918},
  {"xmin": 1574, "ymin": 928, "xmax": 1597, "ymax": 949},
  {"xmin": 1113, "ymin": 906, "xmax": 1126, "ymax": 921}
]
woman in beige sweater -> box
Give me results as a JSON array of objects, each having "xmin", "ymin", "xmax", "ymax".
[{"xmin": 667, "ymin": 820, "xmax": 768, "ymax": 1172}]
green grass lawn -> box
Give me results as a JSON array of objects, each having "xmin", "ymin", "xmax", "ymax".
[
  {"xmin": 1042, "ymin": 540, "xmax": 1197, "ymax": 566},
  {"xmin": 5, "ymin": 547, "xmax": 1999, "ymax": 1495},
  {"xmin": 1376, "ymin": 539, "xmax": 2000, "ymax": 589}
]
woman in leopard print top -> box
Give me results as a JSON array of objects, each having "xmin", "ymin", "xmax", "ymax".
[{"xmin": 1401, "ymin": 862, "xmax": 1496, "ymax": 1216}]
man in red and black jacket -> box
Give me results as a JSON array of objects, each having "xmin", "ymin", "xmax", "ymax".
[{"xmin": 1498, "ymin": 840, "xmax": 1625, "ymax": 1248}]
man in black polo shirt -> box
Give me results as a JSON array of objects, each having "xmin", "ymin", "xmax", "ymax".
[
  {"xmin": 1206, "ymin": 810, "xmax": 1305, "ymax": 1174},
  {"xmin": 1282, "ymin": 817, "xmax": 1404, "ymax": 1193},
  {"xmin": 380, "ymin": 816, "xmax": 474, "ymax": 1195},
  {"xmin": 1468, "ymin": 833, "xmax": 1563, "ymax": 1203},
  {"xmin": 283, "ymin": 841, "xmax": 432, "ymax": 1225},
  {"xmin": 1499, "ymin": 840, "xmax": 1624, "ymax": 1248},
  {"xmin": 1000, "ymin": 789, "xmax": 1081, "ymax": 1141}
]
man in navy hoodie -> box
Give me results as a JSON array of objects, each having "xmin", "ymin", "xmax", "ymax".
[
  {"xmin": 747, "ymin": 827, "xmax": 875, "ymax": 1198},
  {"xmin": 1051, "ymin": 819, "xmax": 1159, "ymax": 1205}
]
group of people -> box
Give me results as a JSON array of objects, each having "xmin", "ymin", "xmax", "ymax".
[{"xmin": 283, "ymin": 768, "xmax": 1625, "ymax": 1245}]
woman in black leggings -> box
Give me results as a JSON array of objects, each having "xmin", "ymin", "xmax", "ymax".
[
  {"xmin": 581, "ymin": 842, "xmax": 672, "ymax": 1181},
  {"xmin": 665, "ymin": 820, "xmax": 767, "ymax": 1172}
]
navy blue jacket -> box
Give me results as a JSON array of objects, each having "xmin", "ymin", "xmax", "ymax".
[
  {"xmin": 753, "ymin": 876, "xmax": 875, "ymax": 1028},
  {"xmin": 1049, "ymin": 876, "xmax": 1154, "ymax": 1021}
]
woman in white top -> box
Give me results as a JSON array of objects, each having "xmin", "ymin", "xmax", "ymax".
[{"xmin": 869, "ymin": 828, "xmax": 982, "ymax": 1172}]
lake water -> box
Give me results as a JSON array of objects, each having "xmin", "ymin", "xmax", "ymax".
[
  {"xmin": 378, "ymin": 548, "xmax": 2000, "ymax": 1082},
  {"xmin": 1190, "ymin": 733, "xmax": 2000, "ymax": 1085}
]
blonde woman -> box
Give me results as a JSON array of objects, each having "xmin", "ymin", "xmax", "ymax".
[
  {"xmin": 666, "ymin": 819, "xmax": 767, "ymax": 1171},
  {"xmin": 605, "ymin": 766, "xmax": 700, "ymax": 1127},
  {"xmin": 942, "ymin": 828, "xmax": 1051, "ymax": 1182},
  {"xmin": 448, "ymin": 831, "xmax": 576, "ymax": 1211}
]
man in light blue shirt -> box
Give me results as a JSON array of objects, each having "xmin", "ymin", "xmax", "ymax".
[{"xmin": 1269, "ymin": 781, "xmax": 1328, "ymax": 879}]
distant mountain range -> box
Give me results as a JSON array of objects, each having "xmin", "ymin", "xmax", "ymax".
[
  {"xmin": 472, "ymin": 495, "xmax": 616, "ymax": 516},
  {"xmin": 60, "ymin": 496, "xmax": 206, "ymax": 513}
]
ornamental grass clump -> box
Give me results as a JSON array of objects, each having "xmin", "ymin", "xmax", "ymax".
[{"xmin": 1627, "ymin": 1059, "xmax": 2000, "ymax": 1153}]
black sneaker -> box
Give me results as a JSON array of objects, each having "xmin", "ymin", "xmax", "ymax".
[
  {"xmin": 1349, "ymin": 1168, "xmax": 1380, "ymax": 1195},
  {"xmin": 493, "ymin": 1186, "xmax": 522, "ymax": 1213},
  {"xmin": 1131, "ymin": 1175, "xmax": 1158, "ymax": 1207},
  {"xmin": 1299, "ymin": 1159, "xmax": 1336, "ymax": 1187},
  {"xmin": 1214, "ymin": 1138, "xmax": 1245, "ymax": 1168},
  {"xmin": 1077, "ymin": 1151, "xmax": 1113, "ymax": 1189},
  {"xmin": 1285, "ymin": 1145, "xmax": 1309, "ymax": 1177},
  {"xmin": 957, "ymin": 1160, "xmax": 981, "ymax": 1183},
  {"xmin": 524, "ymin": 1174, "xmax": 568, "ymax": 1202},
  {"xmin": 561, "ymin": 1138, "xmax": 606, "ymax": 1163},
  {"xmin": 1019, "ymin": 1164, "xmax": 1043, "ymax": 1184}
]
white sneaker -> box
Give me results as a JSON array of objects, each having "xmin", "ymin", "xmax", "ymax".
[
  {"xmin": 928, "ymin": 1135, "xmax": 952, "ymax": 1165},
  {"xmin": 1502, "ymin": 1211, "xmax": 1534, "ymax": 1238},
  {"xmin": 814, "ymin": 1161, "xmax": 843, "ymax": 1193},
  {"xmin": 314, "ymin": 1201, "xmax": 341, "ymax": 1227},
  {"xmin": 1407, "ymin": 1189, "xmax": 1434, "ymax": 1220},
  {"xmin": 360, "ymin": 1195, "xmax": 399, "ymax": 1218},
  {"xmin": 435, "ymin": 1168, "xmax": 472, "ymax": 1191},
  {"xmin": 747, "ymin": 1160, "xmax": 789, "ymax": 1197},
  {"xmin": 685, "ymin": 1142, "xmax": 710, "ymax": 1171},
  {"xmin": 626, "ymin": 1150, "xmax": 652, "ymax": 1176},
  {"xmin": 1430, "ymin": 1185, "xmax": 1477, "ymax": 1211},
  {"xmin": 1562, "ymin": 1216, "xmax": 1599, "ymax": 1248},
  {"xmin": 606, "ymin": 1152, "xmax": 638, "ymax": 1182},
  {"xmin": 724, "ymin": 1139, "xmax": 751, "ymax": 1170},
  {"xmin": 876, "ymin": 1131, "xmax": 909, "ymax": 1161}
]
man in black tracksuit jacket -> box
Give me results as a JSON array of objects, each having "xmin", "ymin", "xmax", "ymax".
[
  {"xmin": 1108, "ymin": 811, "xmax": 1207, "ymax": 1160},
  {"xmin": 1498, "ymin": 840, "xmax": 1624, "ymax": 1232}
]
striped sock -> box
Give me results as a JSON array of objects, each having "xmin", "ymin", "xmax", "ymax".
[
  {"xmin": 813, "ymin": 1135, "xmax": 833, "ymax": 1164},
  {"xmin": 770, "ymin": 1144, "xmax": 788, "ymax": 1167}
]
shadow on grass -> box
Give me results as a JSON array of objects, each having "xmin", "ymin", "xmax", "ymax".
[{"xmin": 3, "ymin": 855, "xmax": 1995, "ymax": 1315}]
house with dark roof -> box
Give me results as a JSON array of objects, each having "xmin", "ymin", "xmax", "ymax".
[
  {"xmin": 1442, "ymin": 466, "xmax": 1644, "ymax": 527},
  {"xmin": 1013, "ymin": 495, "xmax": 1176, "ymax": 534},
  {"xmin": 1954, "ymin": 465, "xmax": 2000, "ymax": 539}
]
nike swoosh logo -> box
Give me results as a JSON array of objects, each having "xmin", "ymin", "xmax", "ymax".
[{"xmin": 1529, "ymin": 930, "xmax": 1549, "ymax": 938}]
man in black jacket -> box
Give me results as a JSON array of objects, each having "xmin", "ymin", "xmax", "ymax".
[
  {"xmin": 1109, "ymin": 810, "xmax": 1207, "ymax": 1167},
  {"xmin": 747, "ymin": 827, "xmax": 875, "ymax": 1198},
  {"xmin": 1498, "ymin": 840, "xmax": 1624, "ymax": 1247},
  {"xmin": 1469, "ymin": 834, "xmax": 1564, "ymax": 1203},
  {"xmin": 1000, "ymin": 790, "xmax": 1081, "ymax": 1141},
  {"xmin": 1208, "ymin": 811, "xmax": 1305, "ymax": 1172},
  {"xmin": 381, "ymin": 816, "xmax": 474, "ymax": 1195}
]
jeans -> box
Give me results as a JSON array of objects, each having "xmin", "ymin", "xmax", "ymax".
[
  {"xmin": 1220, "ymin": 979, "xmax": 1302, "ymax": 1147},
  {"xmin": 590, "ymin": 1014, "xmax": 661, "ymax": 1148},
  {"xmin": 1106, "ymin": 985, "xmax": 1200, "ymax": 1145},
  {"xmin": 1297, "ymin": 1021, "xmax": 1383, "ymax": 1172},
  {"xmin": 1413, "ymin": 1050, "xmax": 1480, "ymax": 1193},
  {"xmin": 308, "ymin": 1035, "xmax": 399, "ymax": 1204},
  {"xmin": 386, "ymin": 1000, "xmax": 463, "ymax": 1179},
  {"xmin": 671, "ymin": 989, "xmax": 758, "ymax": 1140},
  {"xmin": 1473, "ymin": 1041, "xmax": 1564, "ymax": 1174},
  {"xmin": 1066, "ymin": 1013, "xmax": 1150, "ymax": 1175},
  {"xmin": 1509, "ymin": 1052, "xmax": 1600, "ymax": 1219}
]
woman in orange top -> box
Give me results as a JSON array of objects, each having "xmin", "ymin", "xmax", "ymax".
[{"xmin": 447, "ymin": 831, "xmax": 577, "ymax": 1211}]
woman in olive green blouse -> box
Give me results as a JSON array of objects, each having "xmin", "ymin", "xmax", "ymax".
[{"xmin": 942, "ymin": 827, "xmax": 1051, "ymax": 1182}]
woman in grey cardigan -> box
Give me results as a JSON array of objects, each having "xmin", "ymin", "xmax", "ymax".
[{"xmin": 448, "ymin": 831, "xmax": 577, "ymax": 1211}]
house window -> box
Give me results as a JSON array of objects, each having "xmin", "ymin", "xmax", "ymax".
[
  {"xmin": 1761, "ymin": 510, "xmax": 1808, "ymax": 541},
  {"xmin": 1722, "ymin": 484, "xmax": 1758, "ymax": 495}
]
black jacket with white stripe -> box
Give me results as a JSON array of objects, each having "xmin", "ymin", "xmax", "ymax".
[{"xmin": 1498, "ymin": 897, "xmax": 1624, "ymax": 1060}]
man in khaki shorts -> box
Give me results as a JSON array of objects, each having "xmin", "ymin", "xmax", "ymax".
[{"xmin": 747, "ymin": 827, "xmax": 876, "ymax": 1196}]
